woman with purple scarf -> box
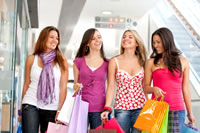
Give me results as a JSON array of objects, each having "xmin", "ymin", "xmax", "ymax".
[{"xmin": 19, "ymin": 26, "xmax": 68, "ymax": 133}]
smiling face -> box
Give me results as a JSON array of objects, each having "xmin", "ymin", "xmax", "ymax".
[
  {"xmin": 45, "ymin": 30, "xmax": 59, "ymax": 52},
  {"xmin": 153, "ymin": 34, "xmax": 164, "ymax": 54},
  {"xmin": 121, "ymin": 31, "xmax": 138, "ymax": 49},
  {"xmin": 87, "ymin": 31, "xmax": 102, "ymax": 50}
]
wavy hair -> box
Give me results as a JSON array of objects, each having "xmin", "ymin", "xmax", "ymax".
[
  {"xmin": 120, "ymin": 30, "xmax": 147, "ymax": 67},
  {"xmin": 150, "ymin": 27, "xmax": 182, "ymax": 76},
  {"xmin": 33, "ymin": 26, "xmax": 66, "ymax": 70},
  {"xmin": 75, "ymin": 28, "xmax": 106, "ymax": 60}
]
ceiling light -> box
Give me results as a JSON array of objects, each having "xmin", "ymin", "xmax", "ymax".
[{"xmin": 102, "ymin": 11, "xmax": 112, "ymax": 15}]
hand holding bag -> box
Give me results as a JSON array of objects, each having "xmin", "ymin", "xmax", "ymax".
[
  {"xmin": 47, "ymin": 122, "xmax": 68, "ymax": 133},
  {"xmin": 68, "ymin": 86, "xmax": 89, "ymax": 133},
  {"xmin": 183, "ymin": 124, "xmax": 199, "ymax": 133},
  {"xmin": 134, "ymin": 97, "xmax": 169, "ymax": 133}
]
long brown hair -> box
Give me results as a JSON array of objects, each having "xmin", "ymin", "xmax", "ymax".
[
  {"xmin": 151, "ymin": 27, "xmax": 182, "ymax": 76},
  {"xmin": 120, "ymin": 30, "xmax": 147, "ymax": 67},
  {"xmin": 75, "ymin": 28, "xmax": 106, "ymax": 60},
  {"xmin": 33, "ymin": 26, "xmax": 66, "ymax": 70}
]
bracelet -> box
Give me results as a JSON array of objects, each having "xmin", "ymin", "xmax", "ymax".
[
  {"xmin": 104, "ymin": 106, "xmax": 112, "ymax": 114},
  {"xmin": 57, "ymin": 110, "xmax": 60, "ymax": 113},
  {"xmin": 18, "ymin": 109, "xmax": 22, "ymax": 116}
]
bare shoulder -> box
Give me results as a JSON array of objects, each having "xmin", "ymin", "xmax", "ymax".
[
  {"xmin": 26, "ymin": 55, "xmax": 34, "ymax": 64},
  {"xmin": 146, "ymin": 58, "xmax": 154, "ymax": 66},
  {"xmin": 180, "ymin": 56, "xmax": 189, "ymax": 69},
  {"xmin": 180, "ymin": 56, "xmax": 189, "ymax": 63},
  {"xmin": 108, "ymin": 57, "xmax": 118, "ymax": 67}
]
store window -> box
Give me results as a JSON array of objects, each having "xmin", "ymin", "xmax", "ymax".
[{"xmin": 0, "ymin": 0, "xmax": 31, "ymax": 132}]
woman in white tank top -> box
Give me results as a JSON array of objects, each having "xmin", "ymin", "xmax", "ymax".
[{"xmin": 18, "ymin": 26, "xmax": 68, "ymax": 133}]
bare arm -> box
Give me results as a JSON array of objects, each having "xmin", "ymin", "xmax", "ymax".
[
  {"xmin": 18, "ymin": 55, "xmax": 34, "ymax": 122},
  {"xmin": 101, "ymin": 58, "xmax": 117, "ymax": 119},
  {"xmin": 73, "ymin": 63, "xmax": 79, "ymax": 89},
  {"xmin": 21, "ymin": 55, "xmax": 34, "ymax": 103},
  {"xmin": 56, "ymin": 56, "xmax": 68, "ymax": 121},
  {"xmin": 181, "ymin": 57, "xmax": 195, "ymax": 125}
]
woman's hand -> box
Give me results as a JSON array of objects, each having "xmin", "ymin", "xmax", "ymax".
[
  {"xmin": 18, "ymin": 116, "xmax": 22, "ymax": 123},
  {"xmin": 73, "ymin": 83, "xmax": 82, "ymax": 96},
  {"xmin": 55, "ymin": 112, "xmax": 62, "ymax": 124},
  {"xmin": 153, "ymin": 86, "xmax": 166, "ymax": 98},
  {"xmin": 187, "ymin": 112, "xmax": 195, "ymax": 127},
  {"xmin": 101, "ymin": 111, "xmax": 109, "ymax": 121}
]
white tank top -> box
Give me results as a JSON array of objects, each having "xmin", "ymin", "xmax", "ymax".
[{"xmin": 22, "ymin": 55, "xmax": 61, "ymax": 110}]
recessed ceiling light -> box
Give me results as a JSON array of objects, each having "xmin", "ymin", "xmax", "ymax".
[{"xmin": 102, "ymin": 11, "xmax": 112, "ymax": 15}]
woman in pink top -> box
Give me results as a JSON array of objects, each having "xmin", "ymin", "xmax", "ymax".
[
  {"xmin": 101, "ymin": 30, "xmax": 147, "ymax": 133},
  {"xmin": 73, "ymin": 28, "xmax": 108, "ymax": 129},
  {"xmin": 144, "ymin": 27, "xmax": 195, "ymax": 132}
]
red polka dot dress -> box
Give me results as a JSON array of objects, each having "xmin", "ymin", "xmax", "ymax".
[{"xmin": 114, "ymin": 58, "xmax": 146, "ymax": 110}]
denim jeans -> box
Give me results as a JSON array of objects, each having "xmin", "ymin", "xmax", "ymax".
[
  {"xmin": 39, "ymin": 109, "xmax": 57, "ymax": 133},
  {"xmin": 22, "ymin": 104, "xmax": 39, "ymax": 133},
  {"xmin": 88, "ymin": 112, "xmax": 102, "ymax": 129},
  {"xmin": 178, "ymin": 110, "xmax": 185, "ymax": 133},
  {"xmin": 114, "ymin": 108, "xmax": 142, "ymax": 133}
]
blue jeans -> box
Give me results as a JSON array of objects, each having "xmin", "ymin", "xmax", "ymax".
[
  {"xmin": 178, "ymin": 110, "xmax": 185, "ymax": 133},
  {"xmin": 114, "ymin": 109, "xmax": 141, "ymax": 133},
  {"xmin": 88, "ymin": 112, "xmax": 102, "ymax": 129},
  {"xmin": 22, "ymin": 104, "xmax": 39, "ymax": 133}
]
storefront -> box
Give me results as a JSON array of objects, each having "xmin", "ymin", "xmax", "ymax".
[{"xmin": 0, "ymin": 0, "xmax": 37, "ymax": 132}]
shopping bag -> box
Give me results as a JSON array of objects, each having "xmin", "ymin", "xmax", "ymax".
[
  {"xmin": 141, "ymin": 105, "xmax": 169, "ymax": 133},
  {"xmin": 89, "ymin": 121, "xmax": 117, "ymax": 133},
  {"xmin": 47, "ymin": 122, "xmax": 68, "ymax": 133},
  {"xmin": 68, "ymin": 90, "xmax": 89, "ymax": 133},
  {"xmin": 134, "ymin": 97, "xmax": 169, "ymax": 133},
  {"xmin": 17, "ymin": 122, "xmax": 22, "ymax": 133},
  {"xmin": 158, "ymin": 105, "xmax": 168, "ymax": 133},
  {"xmin": 57, "ymin": 87, "xmax": 75, "ymax": 124},
  {"xmin": 182, "ymin": 124, "xmax": 199, "ymax": 133},
  {"xmin": 96, "ymin": 118, "xmax": 124, "ymax": 133}
]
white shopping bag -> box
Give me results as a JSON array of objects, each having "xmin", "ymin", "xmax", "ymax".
[{"xmin": 57, "ymin": 87, "xmax": 75, "ymax": 124}]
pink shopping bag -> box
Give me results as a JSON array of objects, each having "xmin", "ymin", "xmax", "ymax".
[
  {"xmin": 96, "ymin": 118, "xmax": 124, "ymax": 133},
  {"xmin": 47, "ymin": 122, "xmax": 68, "ymax": 133}
]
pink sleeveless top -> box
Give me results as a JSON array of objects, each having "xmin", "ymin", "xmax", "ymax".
[
  {"xmin": 152, "ymin": 68, "xmax": 185, "ymax": 110},
  {"xmin": 114, "ymin": 58, "xmax": 146, "ymax": 110}
]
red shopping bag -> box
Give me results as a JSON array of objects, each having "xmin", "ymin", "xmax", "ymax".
[
  {"xmin": 96, "ymin": 118, "xmax": 124, "ymax": 133},
  {"xmin": 47, "ymin": 122, "xmax": 68, "ymax": 133}
]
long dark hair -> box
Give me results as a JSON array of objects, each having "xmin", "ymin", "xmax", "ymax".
[
  {"xmin": 151, "ymin": 27, "xmax": 182, "ymax": 76},
  {"xmin": 75, "ymin": 28, "xmax": 106, "ymax": 60},
  {"xmin": 33, "ymin": 26, "xmax": 66, "ymax": 70},
  {"xmin": 120, "ymin": 30, "xmax": 147, "ymax": 67}
]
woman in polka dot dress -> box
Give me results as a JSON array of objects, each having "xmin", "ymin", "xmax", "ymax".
[{"xmin": 101, "ymin": 30, "xmax": 147, "ymax": 133}]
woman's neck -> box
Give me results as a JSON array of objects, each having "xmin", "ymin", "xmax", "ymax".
[
  {"xmin": 122, "ymin": 49, "xmax": 136, "ymax": 58},
  {"xmin": 86, "ymin": 50, "xmax": 101, "ymax": 59}
]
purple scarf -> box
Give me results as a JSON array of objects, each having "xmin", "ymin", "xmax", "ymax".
[{"xmin": 37, "ymin": 50, "xmax": 56, "ymax": 104}]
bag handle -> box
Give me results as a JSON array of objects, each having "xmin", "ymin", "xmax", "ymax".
[
  {"xmin": 73, "ymin": 83, "xmax": 82, "ymax": 96},
  {"xmin": 155, "ymin": 95, "xmax": 165, "ymax": 101},
  {"xmin": 100, "ymin": 120, "xmax": 106, "ymax": 129}
]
